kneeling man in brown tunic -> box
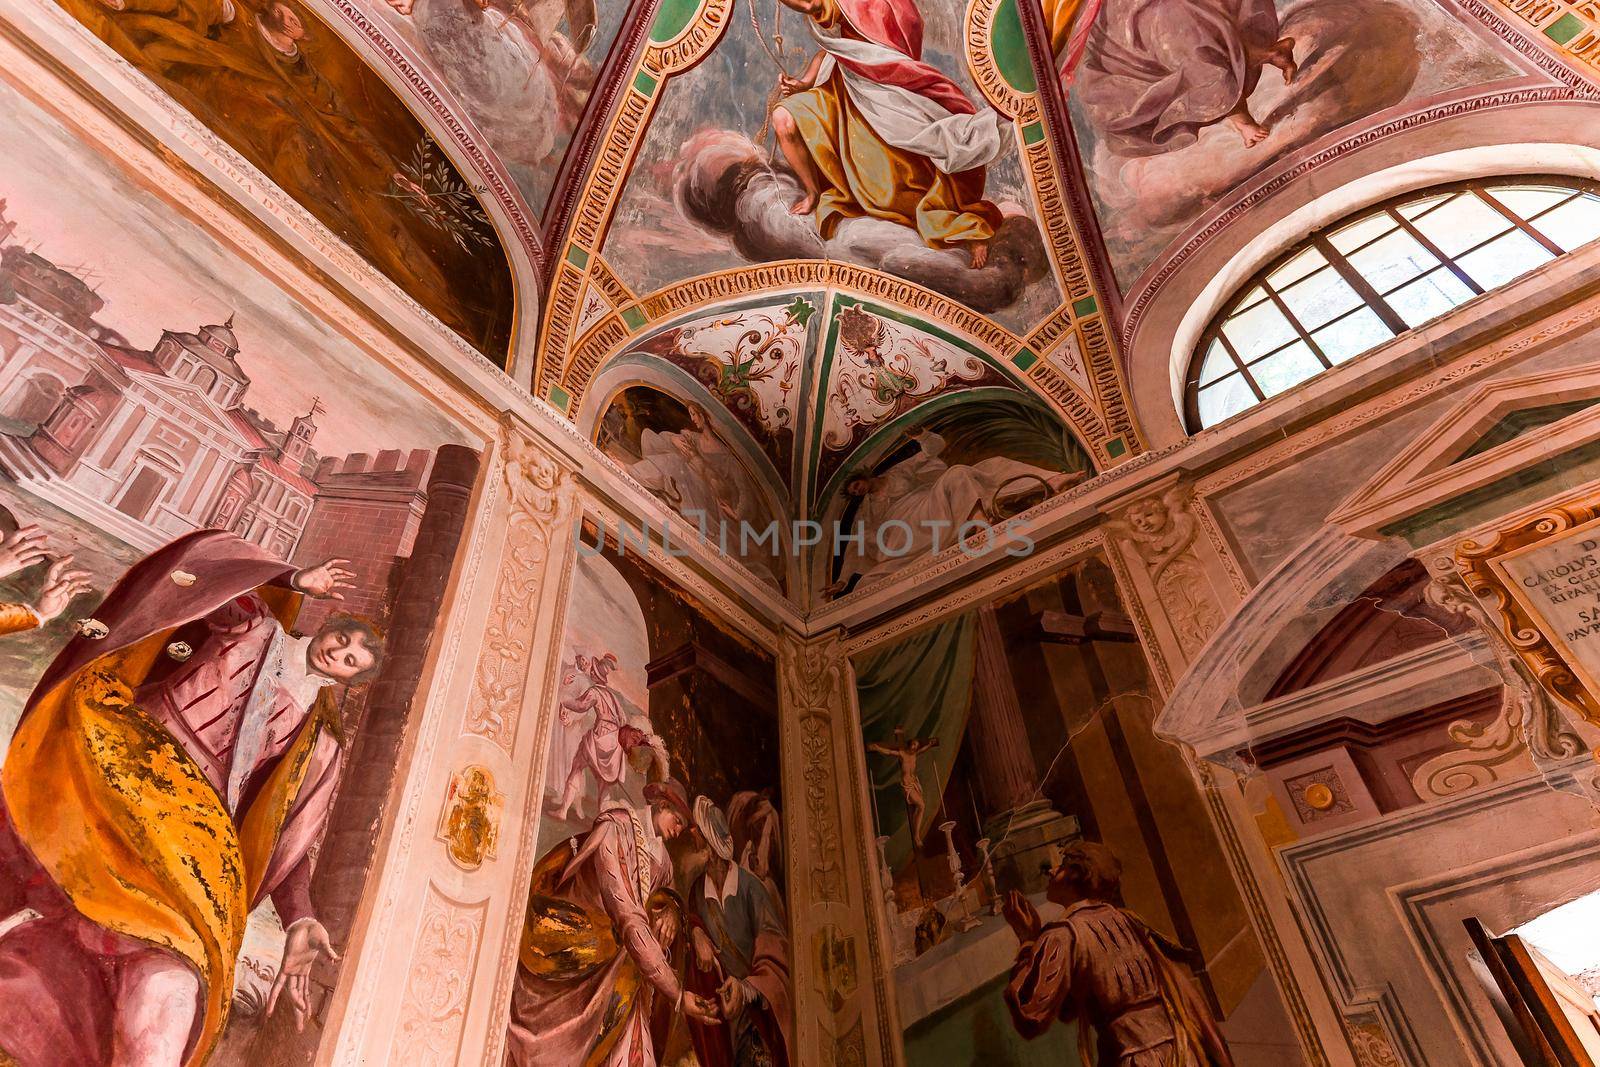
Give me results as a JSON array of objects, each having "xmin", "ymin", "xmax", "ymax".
[{"xmin": 1002, "ymin": 842, "xmax": 1234, "ymax": 1067}]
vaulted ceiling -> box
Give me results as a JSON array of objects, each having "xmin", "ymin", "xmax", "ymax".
[{"xmin": 51, "ymin": 0, "xmax": 1600, "ymax": 600}]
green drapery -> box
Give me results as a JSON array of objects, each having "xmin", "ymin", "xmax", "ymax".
[{"xmin": 853, "ymin": 613, "xmax": 977, "ymax": 872}]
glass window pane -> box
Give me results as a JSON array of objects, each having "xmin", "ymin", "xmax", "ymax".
[
  {"xmin": 1229, "ymin": 285, "xmax": 1271, "ymax": 315},
  {"xmin": 1249, "ymin": 342, "xmax": 1324, "ymax": 397},
  {"xmin": 1267, "ymin": 247, "xmax": 1327, "ymax": 289},
  {"xmin": 1398, "ymin": 193, "xmax": 1453, "ymax": 222},
  {"xmin": 1408, "ymin": 193, "xmax": 1512, "ymax": 257},
  {"xmin": 1222, "ymin": 298, "xmax": 1298, "ymax": 361},
  {"xmin": 1329, "ymin": 212, "xmax": 1399, "ymax": 255},
  {"xmin": 1311, "ymin": 307, "xmax": 1395, "ymax": 364},
  {"xmin": 1346, "ymin": 228, "xmax": 1441, "ymax": 292},
  {"xmin": 1196, "ymin": 338, "xmax": 1236, "ymax": 387},
  {"xmin": 1196, "ymin": 373, "xmax": 1259, "ymax": 428},
  {"xmin": 1277, "ymin": 266, "xmax": 1363, "ymax": 330},
  {"xmin": 1386, "ymin": 267, "xmax": 1477, "ymax": 328},
  {"xmin": 1490, "ymin": 185, "xmax": 1572, "ymax": 222},
  {"xmin": 1457, "ymin": 229, "xmax": 1556, "ymax": 290},
  {"xmin": 1529, "ymin": 195, "xmax": 1600, "ymax": 252}
]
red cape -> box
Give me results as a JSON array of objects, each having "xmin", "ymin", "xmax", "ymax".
[{"xmin": 832, "ymin": 0, "xmax": 978, "ymax": 116}]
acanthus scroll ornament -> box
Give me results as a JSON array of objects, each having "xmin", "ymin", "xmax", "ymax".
[
  {"xmin": 464, "ymin": 421, "xmax": 568, "ymax": 751},
  {"xmin": 1106, "ymin": 482, "xmax": 1222, "ymax": 658},
  {"xmin": 781, "ymin": 631, "xmax": 848, "ymax": 906},
  {"xmin": 1408, "ymin": 561, "xmax": 1583, "ymax": 800}
]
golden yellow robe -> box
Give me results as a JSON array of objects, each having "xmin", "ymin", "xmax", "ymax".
[
  {"xmin": 1043, "ymin": 0, "xmax": 1090, "ymax": 57},
  {"xmin": 0, "ymin": 604, "xmax": 38, "ymax": 637},
  {"xmin": 780, "ymin": 0, "xmax": 1002, "ymax": 250},
  {"xmin": 1, "ymin": 583, "xmax": 326, "ymax": 1067}
]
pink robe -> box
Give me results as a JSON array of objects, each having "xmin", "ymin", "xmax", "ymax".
[
  {"xmin": 567, "ymin": 680, "xmax": 628, "ymax": 791},
  {"xmin": 505, "ymin": 806, "xmax": 680, "ymax": 1067},
  {"xmin": 0, "ymin": 531, "xmax": 342, "ymax": 1067},
  {"xmin": 1076, "ymin": 0, "xmax": 1281, "ymax": 157}
]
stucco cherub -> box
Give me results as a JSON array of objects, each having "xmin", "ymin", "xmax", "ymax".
[{"xmin": 1106, "ymin": 484, "xmax": 1200, "ymax": 581}]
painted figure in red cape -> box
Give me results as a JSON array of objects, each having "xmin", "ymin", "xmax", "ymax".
[
  {"xmin": 684, "ymin": 796, "xmax": 792, "ymax": 1067},
  {"xmin": 1004, "ymin": 842, "xmax": 1235, "ymax": 1066},
  {"xmin": 550, "ymin": 650, "xmax": 649, "ymax": 821},
  {"xmin": 0, "ymin": 531, "xmax": 382, "ymax": 1067},
  {"xmin": 506, "ymin": 778, "xmax": 722, "ymax": 1067},
  {"xmin": 773, "ymin": 0, "xmax": 1006, "ymax": 266}
]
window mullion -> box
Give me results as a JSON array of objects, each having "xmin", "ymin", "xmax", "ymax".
[
  {"xmin": 1477, "ymin": 185, "xmax": 1567, "ymax": 257},
  {"xmin": 1215, "ymin": 330, "xmax": 1268, "ymax": 402},
  {"xmin": 1260, "ymin": 280, "xmax": 1332, "ymax": 369},
  {"xmin": 1311, "ymin": 232, "xmax": 1409, "ymax": 336},
  {"xmin": 1389, "ymin": 210, "xmax": 1484, "ymax": 296}
]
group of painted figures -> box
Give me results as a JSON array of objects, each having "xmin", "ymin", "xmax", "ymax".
[
  {"xmin": 0, "ymin": 516, "xmax": 1236, "ymax": 1067},
  {"xmin": 513, "ymin": 643, "xmax": 791, "ymax": 1067}
]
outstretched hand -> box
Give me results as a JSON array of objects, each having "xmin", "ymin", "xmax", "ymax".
[
  {"xmin": 292, "ymin": 558, "xmax": 356, "ymax": 600},
  {"xmin": 0, "ymin": 524, "xmax": 49, "ymax": 580},
  {"xmin": 1002, "ymin": 889, "xmax": 1041, "ymax": 943},
  {"xmin": 682, "ymin": 991, "xmax": 722, "ymax": 1025},
  {"xmin": 35, "ymin": 557, "xmax": 93, "ymax": 622},
  {"xmin": 269, "ymin": 919, "xmax": 341, "ymax": 1032}
]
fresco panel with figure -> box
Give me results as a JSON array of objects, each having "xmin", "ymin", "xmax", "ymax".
[
  {"xmin": 505, "ymin": 547, "xmax": 792, "ymax": 1067},
  {"xmin": 606, "ymin": 0, "xmax": 1061, "ymax": 331},
  {"xmin": 0, "ymin": 79, "xmax": 482, "ymax": 1066},
  {"xmin": 1046, "ymin": 0, "xmax": 1527, "ymax": 289}
]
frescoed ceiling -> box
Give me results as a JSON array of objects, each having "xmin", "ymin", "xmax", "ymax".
[
  {"xmin": 528, "ymin": 0, "xmax": 1600, "ymax": 470},
  {"xmin": 48, "ymin": 0, "xmax": 1600, "ymax": 582}
]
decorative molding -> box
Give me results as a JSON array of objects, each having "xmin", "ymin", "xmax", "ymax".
[
  {"xmin": 1105, "ymin": 481, "xmax": 1224, "ymax": 660},
  {"xmin": 782, "ymin": 630, "xmax": 849, "ymax": 905},
  {"xmin": 1452, "ymin": 502, "xmax": 1600, "ymax": 731},
  {"xmin": 319, "ymin": 0, "xmax": 543, "ymax": 267},
  {"xmin": 1002, "ymin": 0, "xmax": 1138, "ymax": 448},
  {"xmin": 1483, "ymin": 0, "xmax": 1600, "ymax": 82},
  {"xmin": 463, "ymin": 422, "xmax": 570, "ymax": 751},
  {"xmin": 393, "ymin": 883, "xmax": 489, "ymax": 1064},
  {"xmin": 539, "ymin": 0, "xmax": 665, "ymax": 278},
  {"xmin": 538, "ymin": 0, "xmax": 1142, "ymax": 451}
]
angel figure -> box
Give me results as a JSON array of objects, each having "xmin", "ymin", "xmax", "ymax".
[
  {"xmin": 1106, "ymin": 485, "xmax": 1220, "ymax": 656},
  {"xmin": 1106, "ymin": 485, "xmax": 1200, "ymax": 582}
]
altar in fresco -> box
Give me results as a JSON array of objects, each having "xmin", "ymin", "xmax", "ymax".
[
  {"xmin": 854, "ymin": 556, "xmax": 1304, "ymax": 1066},
  {"xmin": 502, "ymin": 546, "xmax": 792, "ymax": 1067},
  {"xmin": 0, "ymin": 77, "xmax": 483, "ymax": 1066}
]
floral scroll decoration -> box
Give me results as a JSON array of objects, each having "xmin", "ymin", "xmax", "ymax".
[
  {"xmin": 821, "ymin": 303, "xmax": 993, "ymax": 452},
  {"xmin": 1455, "ymin": 500, "xmax": 1600, "ymax": 732}
]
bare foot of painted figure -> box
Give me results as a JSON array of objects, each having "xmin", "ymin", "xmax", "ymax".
[
  {"xmin": 968, "ymin": 240, "xmax": 990, "ymax": 269},
  {"xmin": 1227, "ymin": 105, "xmax": 1270, "ymax": 148}
]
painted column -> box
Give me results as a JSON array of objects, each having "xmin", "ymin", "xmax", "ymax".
[
  {"xmin": 968, "ymin": 604, "xmax": 1080, "ymax": 893},
  {"xmin": 779, "ymin": 627, "xmax": 900, "ymax": 1067}
]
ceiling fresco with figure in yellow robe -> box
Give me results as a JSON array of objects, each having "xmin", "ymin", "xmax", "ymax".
[{"xmin": 47, "ymin": 0, "xmax": 1600, "ymax": 597}]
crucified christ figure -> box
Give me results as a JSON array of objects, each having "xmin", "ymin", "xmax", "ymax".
[{"xmin": 868, "ymin": 726, "xmax": 940, "ymax": 847}]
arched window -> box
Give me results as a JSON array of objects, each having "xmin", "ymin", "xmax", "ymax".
[{"xmin": 1185, "ymin": 177, "xmax": 1600, "ymax": 430}]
